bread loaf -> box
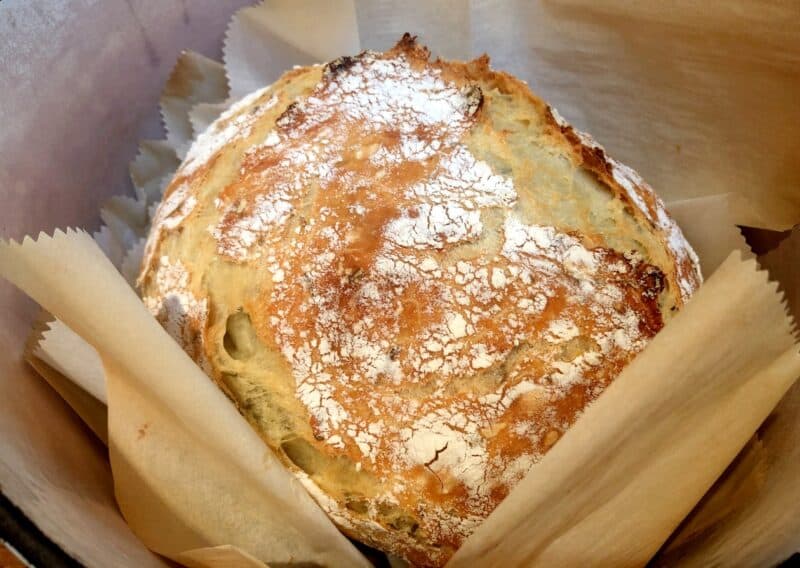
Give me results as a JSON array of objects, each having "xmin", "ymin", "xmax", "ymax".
[{"xmin": 139, "ymin": 36, "xmax": 701, "ymax": 567}]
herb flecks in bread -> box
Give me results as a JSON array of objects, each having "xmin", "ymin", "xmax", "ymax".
[{"xmin": 139, "ymin": 35, "xmax": 701, "ymax": 567}]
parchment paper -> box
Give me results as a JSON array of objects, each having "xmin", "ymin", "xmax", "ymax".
[
  {"xmin": 129, "ymin": 140, "xmax": 180, "ymax": 207},
  {"xmin": 666, "ymin": 194, "xmax": 753, "ymax": 276},
  {"xmin": 0, "ymin": 2, "xmax": 251, "ymax": 566},
  {"xmin": 3, "ymin": 1, "xmax": 800, "ymax": 567},
  {"xmin": 14, "ymin": 38, "xmax": 233, "ymax": 466},
  {"xmin": 160, "ymin": 52, "xmax": 228, "ymax": 159},
  {"xmin": 33, "ymin": 319, "xmax": 107, "ymax": 404},
  {"xmin": 24, "ymin": 316, "xmax": 108, "ymax": 444},
  {"xmin": 653, "ymin": 229, "xmax": 800, "ymax": 567},
  {"xmin": 223, "ymin": 0, "xmax": 360, "ymax": 98}
]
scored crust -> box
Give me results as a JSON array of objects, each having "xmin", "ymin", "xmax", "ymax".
[{"xmin": 139, "ymin": 36, "xmax": 702, "ymax": 567}]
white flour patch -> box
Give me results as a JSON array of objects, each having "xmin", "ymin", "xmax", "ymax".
[
  {"xmin": 180, "ymin": 89, "xmax": 277, "ymax": 176},
  {"xmin": 143, "ymin": 256, "xmax": 210, "ymax": 372},
  {"xmin": 385, "ymin": 203, "xmax": 482, "ymax": 249},
  {"xmin": 213, "ymin": 193, "xmax": 294, "ymax": 260}
]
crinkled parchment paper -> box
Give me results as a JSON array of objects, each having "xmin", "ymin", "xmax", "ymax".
[
  {"xmin": 0, "ymin": 2, "xmax": 249, "ymax": 566},
  {"xmin": 653, "ymin": 229, "xmax": 800, "ymax": 568},
  {"xmin": 2, "ymin": 1, "xmax": 799, "ymax": 566}
]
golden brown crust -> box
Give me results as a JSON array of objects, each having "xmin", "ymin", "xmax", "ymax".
[
  {"xmin": 139, "ymin": 36, "xmax": 701, "ymax": 567},
  {"xmin": 540, "ymin": 105, "xmax": 702, "ymax": 304}
]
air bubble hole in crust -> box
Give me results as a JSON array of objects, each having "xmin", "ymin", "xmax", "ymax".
[
  {"xmin": 281, "ymin": 437, "xmax": 322, "ymax": 475},
  {"xmin": 376, "ymin": 502, "xmax": 421, "ymax": 536},
  {"xmin": 344, "ymin": 493, "xmax": 370, "ymax": 514},
  {"xmin": 223, "ymin": 310, "xmax": 258, "ymax": 360}
]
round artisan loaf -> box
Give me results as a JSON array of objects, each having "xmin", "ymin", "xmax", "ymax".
[{"xmin": 139, "ymin": 36, "xmax": 702, "ymax": 567}]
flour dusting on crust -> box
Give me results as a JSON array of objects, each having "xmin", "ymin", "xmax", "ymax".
[
  {"xmin": 204, "ymin": 46, "xmax": 667, "ymax": 563},
  {"xmin": 547, "ymin": 105, "xmax": 702, "ymax": 301},
  {"xmin": 141, "ymin": 38, "xmax": 698, "ymax": 568},
  {"xmin": 143, "ymin": 256, "xmax": 210, "ymax": 373},
  {"xmin": 181, "ymin": 87, "xmax": 277, "ymax": 177}
]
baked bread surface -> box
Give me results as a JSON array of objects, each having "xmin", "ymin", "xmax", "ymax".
[{"xmin": 140, "ymin": 36, "xmax": 701, "ymax": 567}]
